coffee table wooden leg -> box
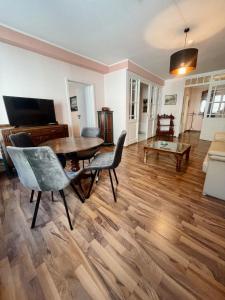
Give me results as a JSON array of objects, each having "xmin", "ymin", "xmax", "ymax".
[
  {"xmin": 186, "ymin": 147, "xmax": 191, "ymax": 161},
  {"xmin": 175, "ymin": 155, "xmax": 182, "ymax": 171}
]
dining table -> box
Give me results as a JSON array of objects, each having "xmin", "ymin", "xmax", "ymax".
[{"xmin": 41, "ymin": 136, "xmax": 104, "ymax": 171}]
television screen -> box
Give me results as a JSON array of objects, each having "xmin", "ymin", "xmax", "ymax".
[{"xmin": 3, "ymin": 96, "xmax": 57, "ymax": 126}]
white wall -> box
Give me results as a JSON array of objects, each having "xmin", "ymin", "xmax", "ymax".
[
  {"xmin": 160, "ymin": 78, "xmax": 185, "ymax": 137},
  {"xmin": 104, "ymin": 69, "xmax": 127, "ymax": 144},
  {"xmin": 0, "ymin": 42, "xmax": 104, "ymax": 133},
  {"xmin": 200, "ymin": 119, "xmax": 225, "ymax": 141}
]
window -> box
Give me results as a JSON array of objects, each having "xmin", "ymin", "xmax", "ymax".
[
  {"xmin": 199, "ymin": 90, "xmax": 208, "ymax": 114},
  {"xmin": 207, "ymin": 84, "xmax": 225, "ymax": 118},
  {"xmin": 129, "ymin": 79, "xmax": 138, "ymax": 120}
]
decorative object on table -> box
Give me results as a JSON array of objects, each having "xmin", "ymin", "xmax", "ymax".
[
  {"xmin": 70, "ymin": 96, "xmax": 78, "ymax": 112},
  {"xmin": 156, "ymin": 114, "xmax": 174, "ymax": 138},
  {"xmin": 144, "ymin": 141, "xmax": 191, "ymax": 172},
  {"xmin": 160, "ymin": 141, "xmax": 168, "ymax": 147},
  {"xmin": 143, "ymin": 99, "xmax": 148, "ymax": 113},
  {"xmin": 102, "ymin": 107, "xmax": 110, "ymax": 111},
  {"xmin": 169, "ymin": 27, "xmax": 198, "ymax": 75},
  {"xmin": 98, "ymin": 110, "xmax": 114, "ymax": 145},
  {"xmin": 165, "ymin": 94, "xmax": 177, "ymax": 105}
]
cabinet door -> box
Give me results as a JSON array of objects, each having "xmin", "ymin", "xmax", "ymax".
[{"xmin": 105, "ymin": 112, "xmax": 113, "ymax": 144}]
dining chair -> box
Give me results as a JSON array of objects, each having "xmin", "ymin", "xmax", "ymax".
[
  {"xmin": 9, "ymin": 132, "xmax": 67, "ymax": 168},
  {"xmin": 76, "ymin": 127, "xmax": 101, "ymax": 168},
  {"xmin": 85, "ymin": 130, "xmax": 127, "ymax": 202},
  {"xmin": 9, "ymin": 132, "xmax": 67, "ymax": 202},
  {"xmin": 7, "ymin": 146, "xmax": 85, "ymax": 230}
]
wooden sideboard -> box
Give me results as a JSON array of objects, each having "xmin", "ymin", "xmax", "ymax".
[{"xmin": 0, "ymin": 124, "xmax": 69, "ymax": 167}]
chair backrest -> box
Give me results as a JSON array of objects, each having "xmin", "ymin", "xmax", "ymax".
[
  {"xmin": 81, "ymin": 127, "xmax": 100, "ymax": 138},
  {"xmin": 112, "ymin": 130, "xmax": 127, "ymax": 168},
  {"xmin": 7, "ymin": 146, "xmax": 70, "ymax": 192},
  {"xmin": 9, "ymin": 132, "xmax": 34, "ymax": 147}
]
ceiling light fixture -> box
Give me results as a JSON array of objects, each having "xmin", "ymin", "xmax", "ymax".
[{"xmin": 169, "ymin": 28, "xmax": 198, "ymax": 75}]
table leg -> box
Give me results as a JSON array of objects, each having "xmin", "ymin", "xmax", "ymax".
[
  {"xmin": 186, "ymin": 147, "xmax": 191, "ymax": 161},
  {"xmin": 175, "ymin": 155, "xmax": 183, "ymax": 171},
  {"xmin": 71, "ymin": 159, "xmax": 80, "ymax": 171}
]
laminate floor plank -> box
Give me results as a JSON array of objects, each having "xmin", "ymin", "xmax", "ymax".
[{"xmin": 1, "ymin": 132, "xmax": 225, "ymax": 299}]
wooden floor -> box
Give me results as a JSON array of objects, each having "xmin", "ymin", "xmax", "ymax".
[{"xmin": 1, "ymin": 132, "xmax": 225, "ymax": 300}]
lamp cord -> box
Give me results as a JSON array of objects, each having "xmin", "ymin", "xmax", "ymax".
[{"xmin": 172, "ymin": 0, "xmax": 190, "ymax": 48}]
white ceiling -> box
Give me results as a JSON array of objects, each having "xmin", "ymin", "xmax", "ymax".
[{"xmin": 0, "ymin": 0, "xmax": 225, "ymax": 79}]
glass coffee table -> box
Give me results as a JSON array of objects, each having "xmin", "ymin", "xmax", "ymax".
[{"xmin": 144, "ymin": 140, "xmax": 191, "ymax": 171}]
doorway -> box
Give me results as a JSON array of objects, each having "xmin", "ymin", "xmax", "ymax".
[
  {"xmin": 66, "ymin": 80, "xmax": 96, "ymax": 137},
  {"xmin": 138, "ymin": 82, "xmax": 149, "ymax": 141},
  {"xmin": 180, "ymin": 84, "xmax": 209, "ymax": 135}
]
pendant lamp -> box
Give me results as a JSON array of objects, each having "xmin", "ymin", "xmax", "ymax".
[{"xmin": 170, "ymin": 28, "xmax": 198, "ymax": 75}]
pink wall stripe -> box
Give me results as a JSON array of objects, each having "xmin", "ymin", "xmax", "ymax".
[
  {"xmin": 0, "ymin": 25, "xmax": 108, "ymax": 74},
  {"xmin": 108, "ymin": 60, "xmax": 129, "ymax": 72},
  {"xmin": 0, "ymin": 25, "xmax": 164, "ymax": 85},
  {"xmin": 128, "ymin": 61, "xmax": 164, "ymax": 86}
]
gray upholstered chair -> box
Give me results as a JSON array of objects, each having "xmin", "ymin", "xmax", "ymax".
[
  {"xmin": 9, "ymin": 132, "xmax": 67, "ymax": 168},
  {"xmin": 76, "ymin": 127, "xmax": 101, "ymax": 168},
  {"xmin": 85, "ymin": 130, "xmax": 127, "ymax": 202},
  {"xmin": 9, "ymin": 132, "xmax": 67, "ymax": 202},
  {"xmin": 7, "ymin": 146, "xmax": 84, "ymax": 230},
  {"xmin": 9, "ymin": 132, "xmax": 35, "ymax": 148},
  {"xmin": 81, "ymin": 127, "xmax": 100, "ymax": 138}
]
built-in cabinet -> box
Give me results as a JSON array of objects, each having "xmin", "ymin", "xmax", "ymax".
[{"xmin": 104, "ymin": 69, "xmax": 162, "ymax": 146}]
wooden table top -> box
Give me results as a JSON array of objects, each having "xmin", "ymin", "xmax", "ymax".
[{"xmin": 41, "ymin": 137, "xmax": 104, "ymax": 154}]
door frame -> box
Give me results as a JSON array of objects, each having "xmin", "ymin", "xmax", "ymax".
[{"xmin": 65, "ymin": 78, "xmax": 96, "ymax": 137}]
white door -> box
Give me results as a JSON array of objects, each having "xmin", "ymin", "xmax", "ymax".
[
  {"xmin": 127, "ymin": 78, "xmax": 140, "ymax": 144},
  {"xmin": 71, "ymin": 99, "xmax": 81, "ymax": 137},
  {"xmin": 200, "ymin": 81, "xmax": 225, "ymax": 140},
  {"xmin": 68, "ymin": 81, "xmax": 96, "ymax": 137},
  {"xmin": 146, "ymin": 85, "xmax": 153, "ymax": 139}
]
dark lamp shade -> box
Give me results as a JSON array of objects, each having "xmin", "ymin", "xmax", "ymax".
[{"xmin": 170, "ymin": 48, "xmax": 198, "ymax": 75}]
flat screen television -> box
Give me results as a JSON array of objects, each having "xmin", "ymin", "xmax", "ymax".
[{"xmin": 3, "ymin": 96, "xmax": 57, "ymax": 126}]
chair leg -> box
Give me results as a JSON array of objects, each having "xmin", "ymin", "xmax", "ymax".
[
  {"xmin": 109, "ymin": 169, "xmax": 117, "ymax": 202},
  {"xmin": 113, "ymin": 169, "xmax": 119, "ymax": 185},
  {"xmin": 31, "ymin": 191, "xmax": 42, "ymax": 229},
  {"xmin": 51, "ymin": 191, "xmax": 54, "ymax": 202},
  {"xmin": 30, "ymin": 190, "xmax": 34, "ymax": 203},
  {"xmin": 70, "ymin": 182, "xmax": 85, "ymax": 203},
  {"xmin": 96, "ymin": 170, "xmax": 100, "ymax": 183},
  {"xmin": 86, "ymin": 170, "xmax": 97, "ymax": 198},
  {"xmin": 83, "ymin": 160, "xmax": 85, "ymax": 168},
  {"xmin": 59, "ymin": 190, "xmax": 73, "ymax": 230}
]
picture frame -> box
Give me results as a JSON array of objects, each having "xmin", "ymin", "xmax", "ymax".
[
  {"xmin": 70, "ymin": 96, "xmax": 78, "ymax": 112},
  {"xmin": 143, "ymin": 98, "xmax": 148, "ymax": 113},
  {"xmin": 165, "ymin": 94, "xmax": 177, "ymax": 105}
]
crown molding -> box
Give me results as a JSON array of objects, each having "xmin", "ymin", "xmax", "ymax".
[{"xmin": 0, "ymin": 25, "xmax": 164, "ymax": 85}]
